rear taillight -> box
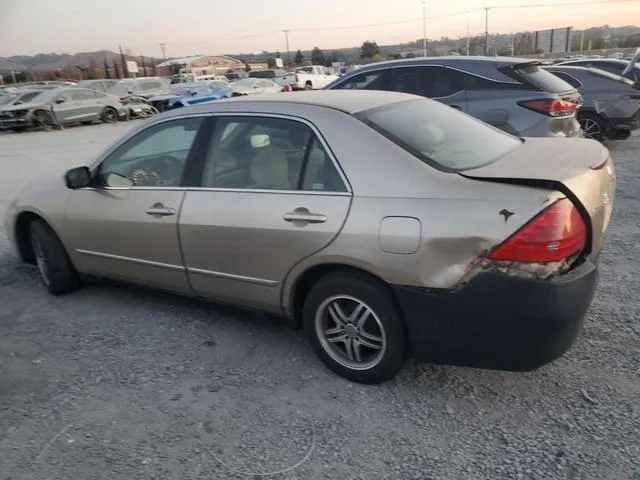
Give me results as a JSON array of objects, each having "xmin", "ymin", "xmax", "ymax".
[
  {"xmin": 517, "ymin": 98, "xmax": 578, "ymax": 117},
  {"xmin": 488, "ymin": 198, "xmax": 586, "ymax": 263}
]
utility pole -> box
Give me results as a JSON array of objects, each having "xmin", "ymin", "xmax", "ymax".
[
  {"xmin": 160, "ymin": 43, "xmax": 167, "ymax": 60},
  {"xmin": 465, "ymin": 11, "xmax": 471, "ymax": 55},
  {"xmin": 484, "ymin": 7, "xmax": 490, "ymax": 56},
  {"xmin": 422, "ymin": 1, "xmax": 427, "ymax": 57},
  {"xmin": 282, "ymin": 30, "xmax": 291, "ymax": 64}
]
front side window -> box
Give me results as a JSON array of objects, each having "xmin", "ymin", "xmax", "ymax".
[
  {"xmin": 358, "ymin": 98, "xmax": 521, "ymax": 172},
  {"xmin": 333, "ymin": 70, "xmax": 390, "ymax": 90},
  {"xmin": 201, "ymin": 116, "xmax": 346, "ymax": 192},
  {"xmin": 97, "ymin": 117, "xmax": 203, "ymax": 187}
]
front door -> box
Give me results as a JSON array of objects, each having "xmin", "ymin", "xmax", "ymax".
[
  {"xmin": 63, "ymin": 116, "xmax": 207, "ymax": 293},
  {"xmin": 179, "ymin": 114, "xmax": 352, "ymax": 312}
]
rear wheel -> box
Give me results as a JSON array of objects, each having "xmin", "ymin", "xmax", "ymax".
[
  {"xmin": 302, "ymin": 272, "xmax": 408, "ymax": 384},
  {"xmin": 578, "ymin": 112, "xmax": 607, "ymax": 141},
  {"xmin": 101, "ymin": 107, "xmax": 118, "ymax": 124},
  {"xmin": 304, "ymin": 81, "xmax": 313, "ymax": 90},
  {"xmin": 29, "ymin": 219, "xmax": 80, "ymax": 295}
]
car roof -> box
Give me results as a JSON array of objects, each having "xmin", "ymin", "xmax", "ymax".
[
  {"xmin": 162, "ymin": 90, "xmax": 419, "ymax": 117},
  {"xmin": 346, "ymin": 55, "xmax": 538, "ymax": 71}
]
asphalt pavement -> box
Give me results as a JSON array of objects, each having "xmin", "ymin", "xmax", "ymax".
[{"xmin": 0, "ymin": 123, "xmax": 638, "ymax": 480}]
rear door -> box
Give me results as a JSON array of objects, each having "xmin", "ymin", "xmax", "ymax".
[{"xmin": 178, "ymin": 114, "xmax": 352, "ymax": 313}]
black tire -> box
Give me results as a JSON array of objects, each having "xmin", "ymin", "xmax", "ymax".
[
  {"xmin": 29, "ymin": 219, "xmax": 80, "ymax": 295},
  {"xmin": 33, "ymin": 110, "xmax": 55, "ymax": 131},
  {"xmin": 302, "ymin": 272, "xmax": 408, "ymax": 384},
  {"xmin": 101, "ymin": 107, "xmax": 118, "ymax": 124},
  {"xmin": 578, "ymin": 112, "xmax": 607, "ymax": 141},
  {"xmin": 11, "ymin": 127, "xmax": 26, "ymax": 133},
  {"xmin": 304, "ymin": 81, "xmax": 313, "ymax": 90}
]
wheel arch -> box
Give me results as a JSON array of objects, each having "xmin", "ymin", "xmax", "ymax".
[
  {"xmin": 289, "ymin": 263, "xmax": 404, "ymax": 330},
  {"xmin": 13, "ymin": 211, "xmax": 46, "ymax": 264}
]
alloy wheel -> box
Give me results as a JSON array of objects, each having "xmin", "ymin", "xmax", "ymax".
[
  {"xmin": 314, "ymin": 295, "xmax": 387, "ymax": 371},
  {"xmin": 580, "ymin": 118, "xmax": 602, "ymax": 140}
]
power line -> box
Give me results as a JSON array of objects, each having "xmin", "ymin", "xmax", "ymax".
[{"xmin": 128, "ymin": 0, "xmax": 638, "ymax": 49}]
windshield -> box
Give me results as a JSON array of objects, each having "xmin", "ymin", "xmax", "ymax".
[
  {"xmin": 107, "ymin": 80, "xmax": 136, "ymax": 96},
  {"xmin": 232, "ymin": 79, "xmax": 257, "ymax": 87},
  {"xmin": 0, "ymin": 94, "xmax": 17, "ymax": 105},
  {"xmin": 357, "ymin": 98, "xmax": 521, "ymax": 172},
  {"xmin": 249, "ymin": 70, "xmax": 275, "ymax": 78},
  {"xmin": 588, "ymin": 67, "xmax": 635, "ymax": 85}
]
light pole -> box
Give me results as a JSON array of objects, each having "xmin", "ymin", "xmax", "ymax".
[
  {"xmin": 465, "ymin": 11, "xmax": 471, "ymax": 55},
  {"xmin": 484, "ymin": 7, "xmax": 490, "ymax": 56},
  {"xmin": 422, "ymin": 1, "xmax": 427, "ymax": 57},
  {"xmin": 282, "ymin": 30, "xmax": 291, "ymax": 65}
]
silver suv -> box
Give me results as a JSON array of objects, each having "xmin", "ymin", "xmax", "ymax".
[{"xmin": 327, "ymin": 56, "xmax": 583, "ymax": 138}]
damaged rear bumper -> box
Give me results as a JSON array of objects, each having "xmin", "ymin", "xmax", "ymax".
[{"xmin": 392, "ymin": 259, "xmax": 598, "ymax": 371}]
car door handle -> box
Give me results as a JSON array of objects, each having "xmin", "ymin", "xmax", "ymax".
[
  {"xmin": 145, "ymin": 204, "xmax": 176, "ymax": 217},
  {"xmin": 283, "ymin": 208, "xmax": 327, "ymax": 224}
]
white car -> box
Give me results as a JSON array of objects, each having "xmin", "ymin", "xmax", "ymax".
[{"xmin": 229, "ymin": 78, "xmax": 284, "ymax": 96}]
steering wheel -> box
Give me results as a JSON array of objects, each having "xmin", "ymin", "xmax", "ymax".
[{"xmin": 151, "ymin": 155, "xmax": 183, "ymax": 184}]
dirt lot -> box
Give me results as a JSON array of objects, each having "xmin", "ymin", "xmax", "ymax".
[{"xmin": 0, "ymin": 124, "xmax": 638, "ymax": 480}]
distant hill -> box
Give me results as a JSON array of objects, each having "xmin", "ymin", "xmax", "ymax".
[
  {"xmin": 3, "ymin": 25, "xmax": 638, "ymax": 74},
  {"xmin": 0, "ymin": 50, "xmax": 162, "ymax": 73}
]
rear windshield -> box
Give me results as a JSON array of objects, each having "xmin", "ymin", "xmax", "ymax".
[
  {"xmin": 503, "ymin": 63, "xmax": 575, "ymax": 93},
  {"xmin": 357, "ymin": 98, "xmax": 521, "ymax": 172}
]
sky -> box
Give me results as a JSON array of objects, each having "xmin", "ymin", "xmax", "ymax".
[{"xmin": 1, "ymin": 0, "xmax": 638, "ymax": 58}]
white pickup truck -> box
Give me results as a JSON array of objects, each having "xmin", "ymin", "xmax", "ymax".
[
  {"xmin": 249, "ymin": 69, "xmax": 297, "ymax": 88},
  {"xmin": 293, "ymin": 65, "xmax": 340, "ymax": 90}
]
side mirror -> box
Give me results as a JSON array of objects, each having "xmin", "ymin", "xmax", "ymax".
[{"xmin": 64, "ymin": 166, "xmax": 92, "ymax": 189}]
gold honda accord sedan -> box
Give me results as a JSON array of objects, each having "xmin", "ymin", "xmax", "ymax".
[{"xmin": 5, "ymin": 90, "xmax": 616, "ymax": 384}]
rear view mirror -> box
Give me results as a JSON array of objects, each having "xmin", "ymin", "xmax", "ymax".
[{"xmin": 64, "ymin": 166, "xmax": 92, "ymax": 189}]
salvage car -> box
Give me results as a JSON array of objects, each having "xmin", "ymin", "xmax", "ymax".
[
  {"xmin": 544, "ymin": 65, "xmax": 640, "ymax": 140},
  {"xmin": 148, "ymin": 81, "xmax": 233, "ymax": 112},
  {"xmin": 4, "ymin": 91, "xmax": 616, "ymax": 384},
  {"xmin": 0, "ymin": 88, "xmax": 127, "ymax": 131},
  {"xmin": 228, "ymin": 78, "xmax": 284, "ymax": 95}
]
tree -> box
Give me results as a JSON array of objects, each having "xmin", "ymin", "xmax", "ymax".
[
  {"xmin": 620, "ymin": 33, "xmax": 640, "ymax": 47},
  {"xmin": 103, "ymin": 56, "xmax": 111, "ymax": 79},
  {"xmin": 360, "ymin": 41, "xmax": 380, "ymax": 59},
  {"xmin": 244, "ymin": 62, "xmax": 252, "ymax": 72},
  {"xmin": 310, "ymin": 47, "xmax": 324, "ymax": 65},
  {"xmin": 113, "ymin": 59, "xmax": 121, "ymax": 79},
  {"xmin": 294, "ymin": 49, "xmax": 304, "ymax": 66},
  {"xmin": 266, "ymin": 57, "xmax": 277, "ymax": 68}
]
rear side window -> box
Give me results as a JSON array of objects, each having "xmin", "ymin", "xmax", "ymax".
[
  {"xmin": 357, "ymin": 98, "xmax": 521, "ymax": 172},
  {"xmin": 502, "ymin": 63, "xmax": 575, "ymax": 93}
]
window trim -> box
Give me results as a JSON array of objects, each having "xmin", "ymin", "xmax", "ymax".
[
  {"xmin": 333, "ymin": 63, "xmax": 523, "ymax": 94},
  {"xmin": 87, "ymin": 114, "xmax": 211, "ymax": 191},
  {"xmin": 194, "ymin": 112, "xmax": 352, "ymax": 195}
]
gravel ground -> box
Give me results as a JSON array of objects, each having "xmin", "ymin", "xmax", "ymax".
[{"xmin": 0, "ymin": 124, "xmax": 638, "ymax": 480}]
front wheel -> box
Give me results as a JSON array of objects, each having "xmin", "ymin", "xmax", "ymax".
[
  {"xmin": 101, "ymin": 107, "xmax": 118, "ymax": 124},
  {"xmin": 303, "ymin": 272, "xmax": 408, "ymax": 384},
  {"xmin": 578, "ymin": 112, "xmax": 607, "ymax": 141},
  {"xmin": 29, "ymin": 219, "xmax": 80, "ymax": 295},
  {"xmin": 304, "ymin": 81, "xmax": 313, "ymax": 90},
  {"xmin": 33, "ymin": 110, "xmax": 55, "ymax": 131}
]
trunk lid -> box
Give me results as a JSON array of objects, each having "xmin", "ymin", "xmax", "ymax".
[{"xmin": 461, "ymin": 138, "xmax": 616, "ymax": 257}]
